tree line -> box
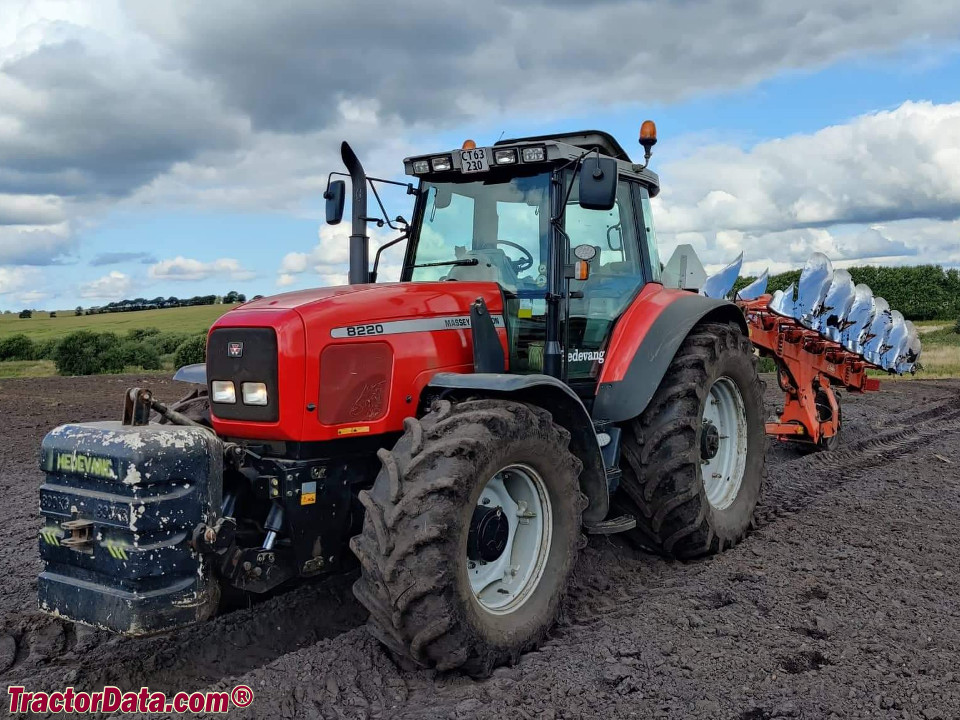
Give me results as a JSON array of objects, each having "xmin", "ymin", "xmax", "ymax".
[{"xmin": 12, "ymin": 290, "xmax": 259, "ymax": 319}]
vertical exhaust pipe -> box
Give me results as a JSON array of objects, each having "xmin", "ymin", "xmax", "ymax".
[{"xmin": 341, "ymin": 142, "xmax": 369, "ymax": 285}]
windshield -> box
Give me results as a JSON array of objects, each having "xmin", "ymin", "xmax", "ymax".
[{"xmin": 408, "ymin": 172, "xmax": 551, "ymax": 293}]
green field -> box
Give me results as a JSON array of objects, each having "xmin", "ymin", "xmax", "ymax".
[
  {"xmin": 0, "ymin": 307, "xmax": 956, "ymax": 379},
  {"xmin": 0, "ymin": 304, "xmax": 237, "ymax": 341}
]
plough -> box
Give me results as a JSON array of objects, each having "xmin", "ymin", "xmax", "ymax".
[{"xmin": 682, "ymin": 250, "xmax": 922, "ymax": 450}]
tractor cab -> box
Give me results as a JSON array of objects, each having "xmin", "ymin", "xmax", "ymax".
[{"xmin": 328, "ymin": 127, "xmax": 664, "ymax": 393}]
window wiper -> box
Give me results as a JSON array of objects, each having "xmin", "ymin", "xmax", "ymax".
[{"xmin": 410, "ymin": 258, "xmax": 480, "ymax": 269}]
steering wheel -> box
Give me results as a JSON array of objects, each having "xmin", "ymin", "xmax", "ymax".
[{"xmin": 497, "ymin": 240, "xmax": 534, "ymax": 273}]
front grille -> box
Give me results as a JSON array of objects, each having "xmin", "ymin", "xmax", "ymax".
[
  {"xmin": 319, "ymin": 342, "xmax": 393, "ymax": 425},
  {"xmin": 207, "ymin": 327, "xmax": 279, "ymax": 422}
]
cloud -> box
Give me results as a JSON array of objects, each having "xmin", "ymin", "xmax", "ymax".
[
  {"xmin": 654, "ymin": 101, "xmax": 960, "ymax": 268},
  {"xmin": 0, "ymin": 224, "xmax": 74, "ymax": 264},
  {"xmin": 148, "ymin": 255, "xmax": 255, "ymax": 282},
  {"xmin": 0, "ymin": 194, "xmax": 64, "ymax": 225},
  {"xmin": 839, "ymin": 227, "xmax": 918, "ymax": 259},
  {"xmin": 79, "ymin": 270, "xmax": 132, "ymax": 299},
  {"xmin": 275, "ymin": 223, "xmax": 403, "ymax": 288},
  {"xmin": 130, "ymin": 1, "xmax": 960, "ymax": 133},
  {"xmin": 0, "ymin": 36, "xmax": 244, "ymax": 200},
  {"xmin": 0, "ymin": 266, "xmax": 48, "ymax": 306},
  {"xmin": 89, "ymin": 251, "xmax": 157, "ymax": 266}
]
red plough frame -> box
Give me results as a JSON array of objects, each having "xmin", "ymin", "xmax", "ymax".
[{"xmin": 738, "ymin": 295, "xmax": 881, "ymax": 447}]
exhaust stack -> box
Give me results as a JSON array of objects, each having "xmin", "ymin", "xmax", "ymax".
[{"xmin": 341, "ymin": 141, "xmax": 369, "ymax": 285}]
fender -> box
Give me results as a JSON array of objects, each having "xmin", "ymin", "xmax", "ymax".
[
  {"xmin": 592, "ymin": 285, "xmax": 748, "ymax": 424},
  {"xmin": 426, "ymin": 372, "xmax": 609, "ymax": 525},
  {"xmin": 173, "ymin": 363, "xmax": 206, "ymax": 384}
]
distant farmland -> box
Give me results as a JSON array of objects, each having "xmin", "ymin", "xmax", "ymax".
[{"xmin": 0, "ymin": 304, "xmax": 237, "ymax": 341}]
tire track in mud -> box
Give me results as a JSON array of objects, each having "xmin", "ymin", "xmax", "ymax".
[
  {"xmin": 3, "ymin": 572, "xmax": 367, "ymax": 704},
  {"xmin": 758, "ymin": 400, "xmax": 960, "ymax": 523},
  {"xmin": 4, "ymin": 378, "xmax": 959, "ymax": 720}
]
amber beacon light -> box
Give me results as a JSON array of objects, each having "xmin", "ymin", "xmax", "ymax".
[{"xmin": 638, "ymin": 120, "xmax": 657, "ymax": 168}]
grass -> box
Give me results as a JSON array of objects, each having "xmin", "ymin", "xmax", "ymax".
[
  {"xmin": 0, "ymin": 304, "xmax": 237, "ymax": 341},
  {"xmin": 1, "ymin": 307, "xmax": 957, "ymax": 379},
  {"xmin": 0, "ymin": 360, "xmax": 57, "ymax": 378}
]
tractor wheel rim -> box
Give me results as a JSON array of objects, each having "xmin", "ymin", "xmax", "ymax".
[
  {"xmin": 468, "ymin": 464, "xmax": 552, "ymax": 615},
  {"xmin": 701, "ymin": 376, "xmax": 749, "ymax": 511}
]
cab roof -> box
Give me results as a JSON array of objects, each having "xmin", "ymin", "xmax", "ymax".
[{"xmin": 495, "ymin": 130, "xmax": 632, "ymax": 162}]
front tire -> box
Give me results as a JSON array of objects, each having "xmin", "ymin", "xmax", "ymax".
[
  {"xmin": 350, "ymin": 399, "xmax": 586, "ymax": 675},
  {"xmin": 619, "ymin": 322, "xmax": 767, "ymax": 558}
]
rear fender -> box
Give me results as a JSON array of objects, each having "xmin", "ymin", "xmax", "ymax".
[
  {"xmin": 593, "ymin": 287, "xmax": 748, "ymax": 423},
  {"xmin": 425, "ymin": 373, "xmax": 608, "ymax": 525}
]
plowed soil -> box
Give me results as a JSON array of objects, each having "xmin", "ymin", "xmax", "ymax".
[{"xmin": 1, "ymin": 375, "xmax": 958, "ymax": 719}]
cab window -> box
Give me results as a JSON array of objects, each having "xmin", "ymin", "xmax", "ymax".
[{"xmin": 563, "ymin": 177, "xmax": 645, "ymax": 380}]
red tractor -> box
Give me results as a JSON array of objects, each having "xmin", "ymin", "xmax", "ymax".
[{"xmin": 38, "ymin": 124, "xmax": 768, "ymax": 674}]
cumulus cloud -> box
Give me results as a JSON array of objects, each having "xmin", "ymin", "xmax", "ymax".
[
  {"xmin": 0, "ymin": 224, "xmax": 74, "ymax": 264},
  {"xmin": 78, "ymin": 270, "xmax": 132, "ymax": 299},
  {"xmin": 129, "ymin": 1, "xmax": 960, "ymax": 132},
  {"xmin": 89, "ymin": 251, "xmax": 157, "ymax": 266},
  {"xmin": 655, "ymin": 101, "xmax": 960, "ymax": 269},
  {"xmin": 0, "ymin": 266, "xmax": 36, "ymax": 295},
  {"xmin": 148, "ymin": 256, "xmax": 255, "ymax": 282},
  {"xmin": 275, "ymin": 223, "xmax": 403, "ymax": 288},
  {"xmin": 0, "ymin": 194, "xmax": 64, "ymax": 225}
]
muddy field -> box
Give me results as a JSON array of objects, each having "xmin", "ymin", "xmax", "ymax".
[{"xmin": 1, "ymin": 374, "xmax": 958, "ymax": 719}]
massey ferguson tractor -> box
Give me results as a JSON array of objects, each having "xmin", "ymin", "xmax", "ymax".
[{"xmin": 37, "ymin": 123, "xmax": 920, "ymax": 674}]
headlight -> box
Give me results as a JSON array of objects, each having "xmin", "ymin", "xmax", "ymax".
[
  {"xmin": 494, "ymin": 149, "xmax": 518, "ymax": 165},
  {"xmin": 430, "ymin": 155, "xmax": 452, "ymax": 172},
  {"xmin": 211, "ymin": 380, "xmax": 236, "ymax": 404},
  {"xmin": 521, "ymin": 146, "xmax": 546, "ymax": 163},
  {"xmin": 412, "ymin": 159, "xmax": 430, "ymax": 174},
  {"xmin": 241, "ymin": 382, "xmax": 269, "ymax": 406}
]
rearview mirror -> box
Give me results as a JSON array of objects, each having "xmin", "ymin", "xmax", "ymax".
[
  {"xmin": 578, "ymin": 156, "xmax": 617, "ymax": 211},
  {"xmin": 324, "ymin": 180, "xmax": 345, "ymax": 225}
]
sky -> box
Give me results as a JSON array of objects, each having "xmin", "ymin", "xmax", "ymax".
[{"xmin": 1, "ymin": 0, "xmax": 959, "ymax": 311}]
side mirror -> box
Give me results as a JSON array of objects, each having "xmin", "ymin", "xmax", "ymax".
[
  {"xmin": 324, "ymin": 180, "xmax": 345, "ymax": 225},
  {"xmin": 578, "ymin": 156, "xmax": 617, "ymax": 211}
]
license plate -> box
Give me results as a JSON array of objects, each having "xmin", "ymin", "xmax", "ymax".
[{"xmin": 460, "ymin": 147, "xmax": 488, "ymax": 174}]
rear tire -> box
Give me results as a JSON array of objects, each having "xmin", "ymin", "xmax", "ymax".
[
  {"xmin": 619, "ymin": 322, "xmax": 766, "ymax": 558},
  {"xmin": 350, "ymin": 398, "xmax": 586, "ymax": 675}
]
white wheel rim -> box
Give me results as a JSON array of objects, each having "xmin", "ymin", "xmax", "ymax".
[
  {"xmin": 468, "ymin": 464, "xmax": 552, "ymax": 615},
  {"xmin": 701, "ymin": 376, "xmax": 748, "ymax": 511}
]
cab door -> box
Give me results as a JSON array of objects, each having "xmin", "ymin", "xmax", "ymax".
[{"xmin": 563, "ymin": 176, "xmax": 654, "ymax": 383}]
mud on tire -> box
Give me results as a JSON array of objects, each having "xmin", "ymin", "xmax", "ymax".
[
  {"xmin": 619, "ymin": 322, "xmax": 767, "ymax": 558},
  {"xmin": 350, "ymin": 398, "xmax": 587, "ymax": 676}
]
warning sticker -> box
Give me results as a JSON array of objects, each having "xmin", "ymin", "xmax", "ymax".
[{"xmin": 301, "ymin": 481, "xmax": 317, "ymax": 505}]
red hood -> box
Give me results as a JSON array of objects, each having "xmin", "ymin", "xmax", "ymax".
[{"xmin": 229, "ymin": 281, "xmax": 505, "ymax": 322}]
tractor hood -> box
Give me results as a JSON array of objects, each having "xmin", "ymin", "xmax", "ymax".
[
  {"xmin": 208, "ymin": 281, "xmax": 509, "ymax": 443},
  {"xmin": 235, "ymin": 281, "xmax": 504, "ymax": 322}
]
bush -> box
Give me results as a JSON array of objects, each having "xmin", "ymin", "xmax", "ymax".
[
  {"xmin": 54, "ymin": 331, "xmax": 125, "ymax": 375},
  {"xmin": 155, "ymin": 332, "xmax": 191, "ymax": 355},
  {"xmin": 18, "ymin": 309, "xmax": 32, "ymax": 319},
  {"xmin": 0, "ymin": 334, "xmax": 35, "ymax": 361},
  {"xmin": 954, "ymin": 318, "xmax": 960, "ymax": 335},
  {"xmin": 118, "ymin": 340, "xmax": 163, "ymax": 370},
  {"xmin": 126, "ymin": 327, "xmax": 162, "ymax": 342},
  {"xmin": 174, "ymin": 335, "xmax": 207, "ymax": 368},
  {"xmin": 33, "ymin": 338, "xmax": 60, "ymax": 360}
]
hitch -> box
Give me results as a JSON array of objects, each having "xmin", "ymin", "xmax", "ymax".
[{"xmin": 123, "ymin": 387, "xmax": 210, "ymax": 429}]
